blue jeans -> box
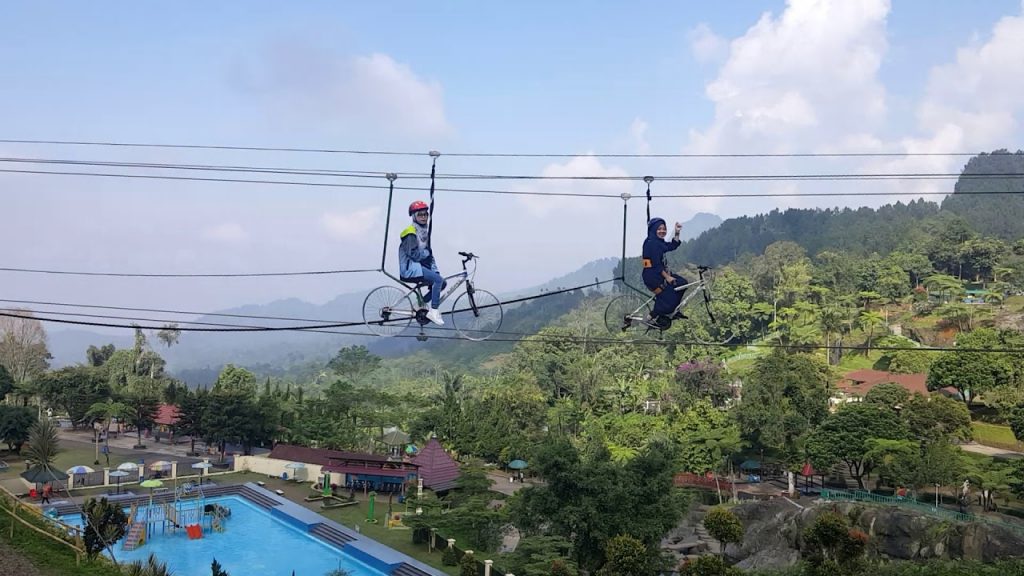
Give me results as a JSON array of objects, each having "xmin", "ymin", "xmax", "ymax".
[
  {"xmin": 421, "ymin": 268, "xmax": 444, "ymax": 309},
  {"xmin": 651, "ymin": 273, "xmax": 686, "ymax": 317}
]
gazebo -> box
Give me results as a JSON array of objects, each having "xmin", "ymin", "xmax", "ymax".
[
  {"xmin": 380, "ymin": 429, "xmax": 411, "ymax": 459},
  {"xmin": 410, "ymin": 438, "xmax": 460, "ymax": 492}
]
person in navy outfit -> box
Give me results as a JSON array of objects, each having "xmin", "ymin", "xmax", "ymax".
[{"xmin": 642, "ymin": 217, "xmax": 688, "ymax": 327}]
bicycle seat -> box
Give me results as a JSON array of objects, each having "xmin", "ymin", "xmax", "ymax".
[
  {"xmin": 400, "ymin": 277, "xmax": 431, "ymax": 288},
  {"xmin": 458, "ymin": 251, "xmax": 477, "ymax": 259},
  {"xmin": 697, "ymin": 265, "xmax": 711, "ymax": 272}
]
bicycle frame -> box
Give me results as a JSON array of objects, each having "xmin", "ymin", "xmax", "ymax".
[
  {"xmin": 625, "ymin": 267, "xmax": 713, "ymax": 321},
  {"xmin": 380, "ymin": 254, "xmax": 478, "ymax": 318}
]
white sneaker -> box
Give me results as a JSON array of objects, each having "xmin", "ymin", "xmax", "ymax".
[{"xmin": 425, "ymin": 307, "xmax": 444, "ymax": 325}]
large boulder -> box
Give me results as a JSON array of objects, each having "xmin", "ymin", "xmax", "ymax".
[{"xmin": 719, "ymin": 498, "xmax": 1024, "ymax": 569}]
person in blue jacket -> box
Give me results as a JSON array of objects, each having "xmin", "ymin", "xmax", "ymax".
[
  {"xmin": 642, "ymin": 217, "xmax": 687, "ymax": 326},
  {"xmin": 399, "ymin": 201, "xmax": 445, "ymax": 325}
]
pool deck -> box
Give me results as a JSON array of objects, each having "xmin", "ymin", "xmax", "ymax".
[{"xmin": 49, "ymin": 482, "xmax": 444, "ymax": 576}]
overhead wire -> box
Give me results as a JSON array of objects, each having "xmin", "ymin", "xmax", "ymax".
[
  {"xmin": 2, "ymin": 155, "xmax": 1023, "ymax": 182},
  {"xmin": 5, "ymin": 308, "xmax": 1024, "ymax": 354},
  {"xmin": 0, "ymin": 267, "xmax": 379, "ymax": 278},
  {"xmin": 2, "ymin": 167, "xmax": 1023, "ymax": 199},
  {"xmin": 0, "ymin": 138, "xmax": 1013, "ymax": 158}
]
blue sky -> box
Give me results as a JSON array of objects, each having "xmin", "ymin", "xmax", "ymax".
[{"xmin": 2, "ymin": 0, "xmax": 1024, "ymax": 318}]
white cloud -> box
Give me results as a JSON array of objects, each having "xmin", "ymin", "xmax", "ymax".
[
  {"xmin": 911, "ymin": 5, "xmax": 1024, "ymax": 153},
  {"xmin": 690, "ymin": 0, "xmax": 890, "ymax": 155},
  {"xmin": 688, "ymin": 23, "xmax": 728, "ymax": 65},
  {"xmin": 321, "ymin": 206, "xmax": 381, "ymax": 241},
  {"xmin": 203, "ymin": 222, "xmax": 248, "ymax": 243},
  {"xmin": 677, "ymin": 0, "xmax": 901, "ymax": 216},
  {"xmin": 517, "ymin": 156, "xmax": 632, "ymax": 218},
  {"xmin": 629, "ymin": 118, "xmax": 651, "ymax": 155},
  {"xmin": 231, "ymin": 41, "xmax": 450, "ymax": 137}
]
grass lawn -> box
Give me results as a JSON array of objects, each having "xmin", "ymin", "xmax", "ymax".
[
  {"xmin": 836, "ymin": 350, "xmax": 886, "ymax": 371},
  {"xmin": 972, "ymin": 422, "xmax": 1021, "ymax": 450},
  {"xmin": 0, "ymin": 506, "xmax": 122, "ymax": 576}
]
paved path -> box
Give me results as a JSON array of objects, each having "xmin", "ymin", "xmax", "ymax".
[
  {"xmin": 960, "ymin": 442, "xmax": 1023, "ymax": 459},
  {"xmin": 485, "ymin": 471, "xmax": 543, "ymax": 496}
]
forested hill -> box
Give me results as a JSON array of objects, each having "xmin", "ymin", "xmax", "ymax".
[
  {"xmin": 661, "ymin": 150, "xmax": 1024, "ymax": 268},
  {"xmin": 942, "ymin": 149, "xmax": 1024, "ymax": 240},
  {"xmin": 674, "ymin": 199, "xmax": 940, "ymax": 267}
]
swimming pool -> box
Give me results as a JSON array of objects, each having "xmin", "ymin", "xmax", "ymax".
[{"xmin": 59, "ymin": 495, "xmax": 397, "ymax": 576}]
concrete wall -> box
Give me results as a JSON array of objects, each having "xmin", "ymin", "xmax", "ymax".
[{"xmin": 233, "ymin": 454, "xmax": 327, "ymax": 484}]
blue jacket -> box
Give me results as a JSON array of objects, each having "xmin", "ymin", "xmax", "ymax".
[
  {"xmin": 398, "ymin": 223, "xmax": 437, "ymax": 280},
  {"xmin": 642, "ymin": 217, "xmax": 680, "ymax": 290}
]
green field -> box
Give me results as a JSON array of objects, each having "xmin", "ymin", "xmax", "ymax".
[{"xmin": 972, "ymin": 422, "xmax": 1020, "ymax": 449}]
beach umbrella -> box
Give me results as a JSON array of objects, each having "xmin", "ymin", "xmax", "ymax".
[
  {"xmin": 109, "ymin": 470, "xmax": 130, "ymax": 494},
  {"xmin": 191, "ymin": 461, "xmax": 213, "ymax": 485},
  {"xmin": 284, "ymin": 462, "xmax": 306, "ymax": 481},
  {"xmin": 66, "ymin": 465, "xmax": 95, "ymax": 475},
  {"xmin": 149, "ymin": 461, "xmax": 172, "ymax": 471},
  {"xmin": 21, "ymin": 465, "xmax": 69, "ymax": 485},
  {"xmin": 140, "ymin": 479, "xmax": 163, "ymax": 513},
  {"xmin": 507, "ymin": 459, "xmax": 528, "ymax": 470}
]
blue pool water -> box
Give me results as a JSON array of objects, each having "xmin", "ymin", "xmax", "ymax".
[{"xmin": 58, "ymin": 496, "xmax": 390, "ymax": 576}]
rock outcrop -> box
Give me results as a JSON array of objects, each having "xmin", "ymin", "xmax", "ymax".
[{"xmin": 669, "ymin": 497, "xmax": 1024, "ymax": 572}]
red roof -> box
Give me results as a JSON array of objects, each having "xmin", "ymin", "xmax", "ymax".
[
  {"xmin": 154, "ymin": 404, "xmax": 180, "ymax": 426},
  {"xmin": 834, "ymin": 370, "xmax": 929, "ymax": 398},
  {"xmin": 411, "ymin": 438, "xmax": 461, "ymax": 491},
  {"xmin": 269, "ymin": 444, "xmax": 410, "ymax": 467}
]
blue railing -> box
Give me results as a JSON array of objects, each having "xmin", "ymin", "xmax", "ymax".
[{"xmin": 820, "ymin": 488, "xmax": 1024, "ymax": 534}]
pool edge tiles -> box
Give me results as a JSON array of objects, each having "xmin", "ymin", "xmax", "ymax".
[{"xmin": 241, "ymin": 483, "xmax": 446, "ymax": 576}]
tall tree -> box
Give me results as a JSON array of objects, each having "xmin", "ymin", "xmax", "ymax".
[
  {"xmin": 0, "ymin": 311, "xmax": 51, "ymax": 385},
  {"xmin": 176, "ymin": 388, "xmax": 209, "ymax": 456},
  {"xmin": 736, "ymin": 351, "xmax": 830, "ymax": 465},
  {"xmin": 927, "ymin": 329, "xmax": 1012, "ymax": 406},
  {"xmin": 85, "ymin": 344, "xmax": 116, "ymax": 367},
  {"xmin": 37, "ymin": 366, "xmax": 110, "ymax": 426},
  {"xmin": 806, "ymin": 402, "xmax": 908, "ymax": 489},
  {"xmin": 0, "ymin": 363, "xmax": 13, "ymax": 401},
  {"xmin": 155, "ymin": 324, "xmax": 181, "ymax": 348},
  {"xmin": 0, "ymin": 405, "xmax": 36, "ymax": 452},
  {"xmin": 327, "ymin": 345, "xmax": 382, "ymax": 383}
]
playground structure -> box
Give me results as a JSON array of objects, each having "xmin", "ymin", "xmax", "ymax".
[{"xmin": 122, "ymin": 482, "xmax": 231, "ymax": 550}]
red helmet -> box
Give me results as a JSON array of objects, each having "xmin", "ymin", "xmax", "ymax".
[{"xmin": 408, "ymin": 200, "xmax": 429, "ymax": 216}]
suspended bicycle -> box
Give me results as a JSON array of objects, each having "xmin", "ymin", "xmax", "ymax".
[
  {"xmin": 363, "ymin": 251, "xmax": 504, "ymax": 341},
  {"xmin": 603, "ymin": 265, "xmax": 733, "ymax": 344}
]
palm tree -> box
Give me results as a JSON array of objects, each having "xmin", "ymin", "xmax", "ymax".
[
  {"xmin": 83, "ymin": 399, "xmax": 130, "ymax": 466},
  {"xmin": 433, "ymin": 371, "xmax": 463, "ymax": 443},
  {"xmin": 24, "ymin": 418, "xmax": 61, "ymax": 470},
  {"xmin": 858, "ymin": 310, "xmax": 886, "ymax": 354},
  {"xmin": 123, "ymin": 554, "xmax": 174, "ymax": 576},
  {"xmin": 924, "ymin": 274, "xmax": 965, "ymax": 303}
]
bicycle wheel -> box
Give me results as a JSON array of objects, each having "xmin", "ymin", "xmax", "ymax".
[
  {"xmin": 362, "ymin": 286, "xmax": 415, "ymax": 337},
  {"xmin": 679, "ymin": 274, "xmax": 734, "ymax": 345},
  {"xmin": 451, "ymin": 288, "xmax": 503, "ymax": 341},
  {"xmin": 604, "ymin": 293, "xmax": 653, "ymax": 335}
]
